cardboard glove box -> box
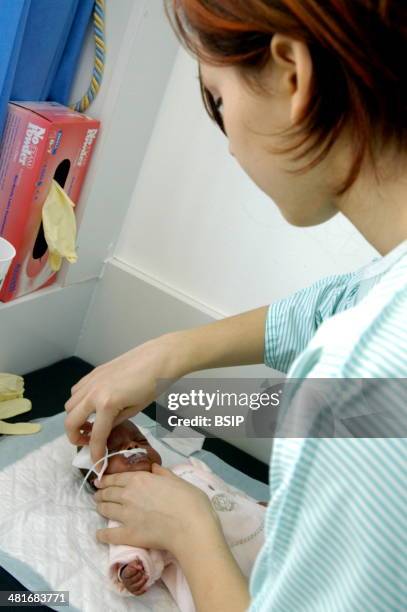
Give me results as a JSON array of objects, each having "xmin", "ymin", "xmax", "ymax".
[{"xmin": 0, "ymin": 101, "xmax": 100, "ymax": 302}]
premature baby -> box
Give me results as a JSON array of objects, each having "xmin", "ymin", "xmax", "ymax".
[{"xmin": 77, "ymin": 420, "xmax": 266, "ymax": 612}]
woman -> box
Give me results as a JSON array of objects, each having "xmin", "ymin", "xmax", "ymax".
[{"xmin": 65, "ymin": 1, "xmax": 406, "ymax": 610}]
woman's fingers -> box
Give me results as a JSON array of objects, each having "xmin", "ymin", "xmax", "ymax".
[
  {"xmin": 95, "ymin": 472, "xmax": 131, "ymax": 489},
  {"xmin": 88, "ymin": 408, "xmax": 117, "ymax": 464},
  {"xmin": 72, "ymin": 432, "xmax": 93, "ymax": 446},
  {"xmin": 64, "ymin": 398, "xmax": 95, "ymax": 445},
  {"xmin": 94, "ymin": 485, "xmax": 124, "ymax": 504},
  {"xmin": 96, "ymin": 526, "xmax": 134, "ymax": 546},
  {"xmin": 65, "ymin": 380, "xmax": 127, "ymax": 460},
  {"xmin": 95, "ymin": 466, "xmax": 217, "ymax": 554},
  {"xmin": 65, "ymin": 382, "xmax": 91, "ymax": 412},
  {"xmin": 64, "ymin": 340, "xmax": 174, "ymax": 463},
  {"xmin": 96, "ymin": 501, "xmax": 124, "ymax": 522},
  {"xmin": 66, "ymin": 420, "xmax": 93, "ymax": 446}
]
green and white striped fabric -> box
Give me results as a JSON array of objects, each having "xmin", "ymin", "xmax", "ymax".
[{"xmin": 249, "ymin": 240, "xmax": 407, "ymax": 611}]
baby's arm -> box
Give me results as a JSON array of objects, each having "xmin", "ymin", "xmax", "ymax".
[{"xmin": 108, "ymin": 520, "xmax": 166, "ymax": 596}]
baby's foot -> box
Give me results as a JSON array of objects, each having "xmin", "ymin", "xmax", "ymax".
[{"xmin": 121, "ymin": 560, "xmax": 148, "ymax": 596}]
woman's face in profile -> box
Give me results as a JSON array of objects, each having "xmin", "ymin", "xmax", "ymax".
[
  {"xmin": 199, "ymin": 36, "xmax": 341, "ymax": 228},
  {"xmin": 105, "ymin": 421, "xmax": 162, "ymax": 474}
]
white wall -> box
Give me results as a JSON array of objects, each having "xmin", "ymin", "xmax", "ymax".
[
  {"xmin": 0, "ymin": 280, "xmax": 95, "ymax": 374},
  {"xmin": 115, "ymin": 48, "xmax": 377, "ymax": 316},
  {"xmin": 61, "ymin": 0, "xmax": 179, "ymax": 286}
]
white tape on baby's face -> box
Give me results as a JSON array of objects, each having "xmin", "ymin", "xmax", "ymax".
[{"xmin": 72, "ymin": 445, "xmax": 107, "ymax": 475}]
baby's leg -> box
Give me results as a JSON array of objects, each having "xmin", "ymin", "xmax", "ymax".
[{"xmin": 120, "ymin": 560, "xmax": 148, "ymax": 596}]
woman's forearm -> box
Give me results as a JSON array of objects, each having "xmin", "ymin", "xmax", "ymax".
[
  {"xmin": 165, "ymin": 306, "xmax": 268, "ymax": 378},
  {"xmin": 175, "ymin": 518, "xmax": 250, "ymax": 612}
]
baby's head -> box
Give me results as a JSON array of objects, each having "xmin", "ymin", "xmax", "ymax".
[{"xmin": 77, "ymin": 420, "xmax": 162, "ymax": 490}]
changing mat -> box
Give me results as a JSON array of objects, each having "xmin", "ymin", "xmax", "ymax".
[{"xmin": 0, "ymin": 411, "xmax": 269, "ymax": 612}]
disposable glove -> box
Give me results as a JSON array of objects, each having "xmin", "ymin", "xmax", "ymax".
[
  {"xmin": 0, "ymin": 376, "xmax": 41, "ymax": 435},
  {"xmin": 0, "ymin": 373, "xmax": 24, "ymax": 401},
  {"xmin": 42, "ymin": 179, "xmax": 78, "ymax": 272}
]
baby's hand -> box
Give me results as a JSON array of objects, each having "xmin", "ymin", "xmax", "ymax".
[{"xmin": 121, "ymin": 560, "xmax": 148, "ymax": 596}]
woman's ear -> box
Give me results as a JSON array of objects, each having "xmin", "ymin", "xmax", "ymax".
[{"xmin": 269, "ymin": 34, "xmax": 313, "ymax": 125}]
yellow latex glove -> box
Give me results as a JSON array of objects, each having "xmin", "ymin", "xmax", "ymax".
[
  {"xmin": 42, "ymin": 179, "xmax": 78, "ymax": 272},
  {"xmin": 0, "ymin": 379, "xmax": 42, "ymax": 436},
  {"xmin": 0, "ymin": 373, "xmax": 24, "ymax": 401},
  {"xmin": 0, "ymin": 398, "xmax": 31, "ymax": 420},
  {"xmin": 0, "ymin": 421, "xmax": 41, "ymax": 435}
]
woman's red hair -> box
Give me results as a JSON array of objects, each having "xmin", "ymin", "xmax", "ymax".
[{"xmin": 165, "ymin": 1, "xmax": 406, "ymax": 194}]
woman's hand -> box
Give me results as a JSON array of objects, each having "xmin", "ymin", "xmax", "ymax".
[
  {"xmin": 95, "ymin": 464, "xmax": 250, "ymax": 611},
  {"xmin": 64, "ymin": 308, "xmax": 268, "ymax": 467},
  {"xmin": 64, "ymin": 333, "xmax": 186, "ymax": 464},
  {"xmin": 94, "ymin": 463, "xmax": 220, "ymax": 556}
]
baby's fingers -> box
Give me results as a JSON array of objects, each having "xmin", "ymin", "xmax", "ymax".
[
  {"xmin": 132, "ymin": 576, "xmax": 149, "ymax": 596},
  {"xmin": 133, "ymin": 573, "xmax": 148, "ymax": 587},
  {"xmin": 121, "ymin": 563, "xmax": 144, "ymax": 579}
]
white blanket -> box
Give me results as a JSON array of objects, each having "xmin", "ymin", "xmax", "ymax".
[
  {"xmin": 0, "ymin": 413, "xmax": 269, "ymax": 612},
  {"xmin": 0, "ymin": 431, "xmax": 182, "ymax": 612}
]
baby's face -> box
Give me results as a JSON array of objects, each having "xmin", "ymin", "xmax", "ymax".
[{"xmin": 105, "ymin": 421, "xmax": 162, "ymax": 474}]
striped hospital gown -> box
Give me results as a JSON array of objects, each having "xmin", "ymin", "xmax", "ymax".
[{"xmin": 249, "ymin": 240, "xmax": 407, "ymax": 611}]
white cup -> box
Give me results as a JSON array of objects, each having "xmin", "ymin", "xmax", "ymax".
[{"xmin": 0, "ymin": 237, "xmax": 16, "ymax": 291}]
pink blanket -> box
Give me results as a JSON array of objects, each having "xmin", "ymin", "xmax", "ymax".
[{"xmin": 108, "ymin": 458, "xmax": 266, "ymax": 612}]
